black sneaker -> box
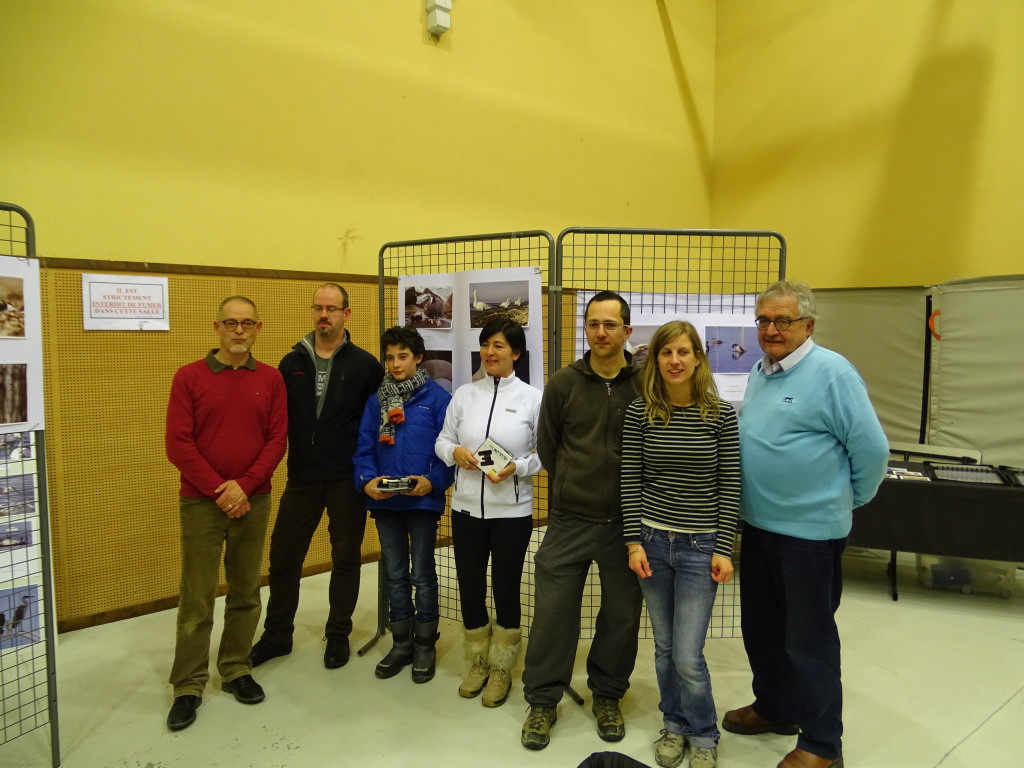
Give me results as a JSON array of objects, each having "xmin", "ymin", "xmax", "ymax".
[
  {"xmin": 250, "ymin": 637, "xmax": 291, "ymax": 667},
  {"xmin": 167, "ymin": 695, "xmax": 200, "ymax": 731},
  {"xmin": 222, "ymin": 674, "xmax": 265, "ymax": 704},
  {"xmin": 324, "ymin": 635, "xmax": 350, "ymax": 669}
]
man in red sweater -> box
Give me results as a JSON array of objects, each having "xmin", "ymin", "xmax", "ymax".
[{"xmin": 164, "ymin": 296, "xmax": 288, "ymax": 732}]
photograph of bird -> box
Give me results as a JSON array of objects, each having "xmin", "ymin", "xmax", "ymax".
[{"xmin": 11, "ymin": 595, "xmax": 30, "ymax": 630}]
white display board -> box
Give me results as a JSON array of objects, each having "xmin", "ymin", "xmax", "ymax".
[
  {"xmin": 397, "ymin": 266, "xmax": 544, "ymax": 392},
  {"xmin": 0, "ymin": 255, "xmax": 44, "ymax": 431},
  {"xmin": 574, "ymin": 290, "xmax": 759, "ymax": 404}
]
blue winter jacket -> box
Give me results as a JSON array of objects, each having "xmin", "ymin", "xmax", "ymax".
[{"xmin": 353, "ymin": 378, "xmax": 455, "ymax": 516}]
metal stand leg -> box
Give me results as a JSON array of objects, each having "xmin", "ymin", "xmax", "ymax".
[
  {"xmin": 357, "ymin": 559, "xmax": 388, "ymax": 656},
  {"xmin": 887, "ymin": 550, "xmax": 899, "ymax": 601},
  {"xmin": 565, "ymin": 685, "xmax": 585, "ymax": 706}
]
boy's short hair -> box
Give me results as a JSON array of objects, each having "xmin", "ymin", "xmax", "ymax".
[{"xmin": 381, "ymin": 325, "xmax": 425, "ymax": 357}]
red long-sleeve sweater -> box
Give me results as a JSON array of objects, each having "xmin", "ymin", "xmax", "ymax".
[{"xmin": 165, "ymin": 352, "xmax": 288, "ymax": 498}]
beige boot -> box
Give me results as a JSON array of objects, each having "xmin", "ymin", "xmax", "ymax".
[
  {"xmin": 481, "ymin": 623, "xmax": 521, "ymax": 707},
  {"xmin": 458, "ymin": 623, "xmax": 491, "ymax": 698}
]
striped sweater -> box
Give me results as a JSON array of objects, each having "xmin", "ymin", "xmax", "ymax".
[{"xmin": 621, "ymin": 397, "xmax": 741, "ymax": 559}]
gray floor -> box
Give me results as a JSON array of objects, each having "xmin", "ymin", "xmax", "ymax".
[{"xmin": 3, "ymin": 550, "xmax": 1023, "ymax": 768}]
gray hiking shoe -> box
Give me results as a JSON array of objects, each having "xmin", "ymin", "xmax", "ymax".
[
  {"xmin": 654, "ymin": 730, "xmax": 687, "ymax": 768},
  {"xmin": 689, "ymin": 746, "xmax": 718, "ymax": 768},
  {"xmin": 521, "ymin": 705, "xmax": 557, "ymax": 750},
  {"xmin": 592, "ymin": 696, "xmax": 626, "ymax": 742}
]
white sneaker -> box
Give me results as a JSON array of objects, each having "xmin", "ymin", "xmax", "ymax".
[
  {"xmin": 654, "ymin": 730, "xmax": 687, "ymax": 768},
  {"xmin": 689, "ymin": 746, "xmax": 718, "ymax": 768}
]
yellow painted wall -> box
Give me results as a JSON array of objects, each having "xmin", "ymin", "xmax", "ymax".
[
  {"xmin": 2, "ymin": 0, "xmax": 715, "ymax": 274},
  {"xmin": 714, "ymin": 1, "xmax": 1024, "ymax": 287}
]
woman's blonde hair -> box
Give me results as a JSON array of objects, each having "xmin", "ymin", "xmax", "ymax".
[{"xmin": 640, "ymin": 320, "xmax": 721, "ymax": 426}]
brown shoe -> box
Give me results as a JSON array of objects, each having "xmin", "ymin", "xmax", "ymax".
[
  {"xmin": 777, "ymin": 748, "xmax": 844, "ymax": 768},
  {"xmin": 722, "ymin": 704, "xmax": 799, "ymax": 735}
]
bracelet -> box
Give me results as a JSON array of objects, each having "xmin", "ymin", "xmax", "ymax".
[{"xmin": 628, "ymin": 545, "xmax": 643, "ymax": 555}]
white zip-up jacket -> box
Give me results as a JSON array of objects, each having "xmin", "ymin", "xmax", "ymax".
[{"xmin": 435, "ymin": 372, "xmax": 543, "ymax": 519}]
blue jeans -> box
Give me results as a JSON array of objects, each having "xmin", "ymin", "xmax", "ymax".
[
  {"xmin": 374, "ymin": 512, "xmax": 440, "ymax": 623},
  {"xmin": 638, "ymin": 525, "xmax": 721, "ymax": 748}
]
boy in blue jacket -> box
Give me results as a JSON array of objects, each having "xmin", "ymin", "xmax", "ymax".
[{"xmin": 354, "ymin": 326, "xmax": 455, "ymax": 683}]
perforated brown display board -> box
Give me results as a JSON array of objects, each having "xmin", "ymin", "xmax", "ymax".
[{"xmin": 40, "ymin": 267, "xmax": 386, "ymax": 630}]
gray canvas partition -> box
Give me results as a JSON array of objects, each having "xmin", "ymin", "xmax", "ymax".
[
  {"xmin": 927, "ymin": 276, "xmax": 1024, "ymax": 466},
  {"xmin": 813, "ymin": 286, "xmax": 930, "ymax": 445},
  {"xmin": 814, "ymin": 279, "xmax": 1024, "ymax": 467}
]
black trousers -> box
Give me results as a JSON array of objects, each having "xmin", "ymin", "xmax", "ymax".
[
  {"xmin": 451, "ymin": 512, "xmax": 533, "ymax": 629},
  {"xmin": 739, "ymin": 523, "xmax": 846, "ymax": 760},
  {"xmin": 261, "ymin": 479, "xmax": 367, "ymax": 643}
]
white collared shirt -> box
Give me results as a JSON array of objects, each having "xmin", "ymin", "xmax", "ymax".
[{"xmin": 759, "ymin": 337, "xmax": 815, "ymax": 375}]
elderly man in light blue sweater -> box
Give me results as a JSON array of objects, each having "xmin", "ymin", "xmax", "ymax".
[{"xmin": 724, "ymin": 281, "xmax": 889, "ymax": 768}]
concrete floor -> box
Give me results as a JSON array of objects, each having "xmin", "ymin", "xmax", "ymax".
[{"xmin": 2, "ymin": 550, "xmax": 1023, "ymax": 768}]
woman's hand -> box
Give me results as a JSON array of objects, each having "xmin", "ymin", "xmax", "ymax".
[
  {"xmin": 485, "ymin": 462, "xmax": 517, "ymax": 484},
  {"xmin": 711, "ymin": 554, "xmax": 734, "ymax": 583},
  {"xmin": 627, "ymin": 545, "xmax": 652, "ymax": 578},
  {"xmin": 453, "ymin": 447, "xmax": 478, "ymax": 471}
]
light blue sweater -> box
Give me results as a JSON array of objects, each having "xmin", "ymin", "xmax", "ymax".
[{"xmin": 739, "ymin": 344, "xmax": 889, "ymax": 540}]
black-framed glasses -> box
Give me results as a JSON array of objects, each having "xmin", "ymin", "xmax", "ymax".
[
  {"xmin": 585, "ymin": 320, "xmax": 625, "ymax": 332},
  {"xmin": 220, "ymin": 319, "xmax": 257, "ymax": 330},
  {"xmin": 754, "ymin": 316, "xmax": 807, "ymax": 331},
  {"xmin": 311, "ymin": 305, "xmax": 346, "ymax": 314}
]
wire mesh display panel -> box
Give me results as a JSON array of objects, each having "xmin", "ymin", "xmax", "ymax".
[
  {"xmin": 0, "ymin": 205, "xmax": 34, "ymax": 259},
  {"xmin": 378, "ymin": 232, "xmax": 555, "ymax": 637},
  {"xmin": 1, "ymin": 435, "xmax": 52, "ymax": 742},
  {"xmin": 0, "ymin": 202, "xmax": 59, "ymax": 766},
  {"xmin": 556, "ymin": 227, "xmax": 786, "ymax": 639}
]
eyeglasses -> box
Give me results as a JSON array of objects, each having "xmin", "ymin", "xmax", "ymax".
[
  {"xmin": 220, "ymin": 319, "xmax": 257, "ymax": 330},
  {"xmin": 311, "ymin": 305, "xmax": 346, "ymax": 314},
  {"xmin": 754, "ymin": 316, "xmax": 808, "ymax": 331},
  {"xmin": 585, "ymin": 321, "xmax": 625, "ymax": 332}
]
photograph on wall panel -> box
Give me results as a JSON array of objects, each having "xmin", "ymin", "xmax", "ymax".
[
  {"xmin": 0, "ymin": 519, "xmax": 36, "ymax": 581},
  {"xmin": 0, "ymin": 472, "xmax": 34, "ymax": 520},
  {"xmin": 0, "ymin": 431, "xmax": 30, "ymax": 462},
  {"xmin": 0, "ymin": 365, "xmax": 28, "ymax": 425},
  {"xmin": 0, "ymin": 584, "xmax": 41, "ymax": 649},
  {"xmin": 705, "ymin": 324, "xmax": 759, "ymax": 374},
  {"xmin": 404, "ymin": 284, "xmax": 454, "ymax": 329},
  {"xmin": 0, "ymin": 277, "xmax": 25, "ymax": 338},
  {"xmin": 421, "ymin": 350, "xmax": 453, "ymax": 393},
  {"xmin": 468, "ymin": 279, "xmax": 530, "ymax": 328}
]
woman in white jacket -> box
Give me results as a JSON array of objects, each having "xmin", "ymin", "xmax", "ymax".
[{"xmin": 435, "ymin": 318, "xmax": 542, "ymax": 707}]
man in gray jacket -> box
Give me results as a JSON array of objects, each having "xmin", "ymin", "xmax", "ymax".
[{"xmin": 521, "ymin": 291, "xmax": 643, "ymax": 750}]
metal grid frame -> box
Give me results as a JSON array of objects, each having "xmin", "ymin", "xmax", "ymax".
[
  {"xmin": 374, "ymin": 227, "xmax": 785, "ymax": 644},
  {"xmin": 555, "ymin": 227, "xmax": 786, "ymax": 639},
  {"xmin": 0, "ymin": 202, "xmax": 60, "ymax": 767},
  {"xmin": 375, "ymin": 232, "xmax": 556, "ymax": 643}
]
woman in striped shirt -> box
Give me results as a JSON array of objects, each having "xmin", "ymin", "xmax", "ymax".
[{"xmin": 621, "ymin": 320, "xmax": 740, "ymax": 768}]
